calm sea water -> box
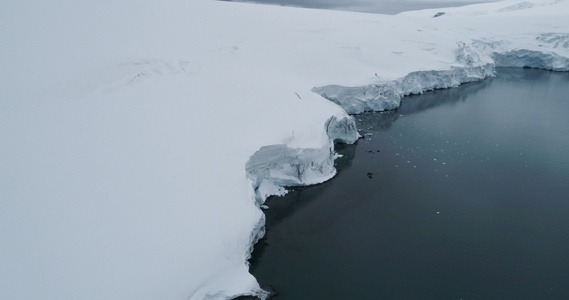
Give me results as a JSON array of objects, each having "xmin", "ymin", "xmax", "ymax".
[{"xmin": 249, "ymin": 68, "xmax": 569, "ymax": 299}]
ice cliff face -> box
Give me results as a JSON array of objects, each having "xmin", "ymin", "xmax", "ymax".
[
  {"xmin": 246, "ymin": 144, "xmax": 337, "ymax": 204},
  {"xmin": 493, "ymin": 50, "xmax": 569, "ymax": 71},
  {"xmin": 312, "ymin": 81, "xmax": 402, "ymax": 114},
  {"xmin": 487, "ymin": 33, "xmax": 569, "ymax": 71},
  {"xmin": 312, "ymin": 64, "xmax": 495, "ymax": 114},
  {"xmin": 246, "ymin": 114, "xmax": 359, "ymax": 206},
  {"xmin": 313, "ymin": 39, "xmax": 569, "ymax": 114},
  {"xmin": 324, "ymin": 113, "xmax": 360, "ymax": 144}
]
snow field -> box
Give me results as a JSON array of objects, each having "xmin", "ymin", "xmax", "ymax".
[{"xmin": 1, "ymin": 0, "xmax": 568, "ymax": 299}]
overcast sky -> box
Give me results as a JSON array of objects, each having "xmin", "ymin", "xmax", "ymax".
[{"xmin": 222, "ymin": 0, "xmax": 498, "ymax": 14}]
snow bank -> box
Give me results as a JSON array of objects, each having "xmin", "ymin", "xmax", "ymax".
[{"xmin": 1, "ymin": 0, "xmax": 568, "ymax": 299}]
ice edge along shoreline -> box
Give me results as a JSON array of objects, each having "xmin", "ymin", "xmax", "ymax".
[{"xmin": 237, "ymin": 41, "xmax": 569, "ymax": 300}]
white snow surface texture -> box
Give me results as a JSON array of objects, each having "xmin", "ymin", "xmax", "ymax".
[{"xmin": 1, "ymin": 0, "xmax": 568, "ymax": 299}]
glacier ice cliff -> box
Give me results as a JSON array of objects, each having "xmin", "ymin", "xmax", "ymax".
[
  {"xmin": 246, "ymin": 114, "xmax": 359, "ymax": 206},
  {"xmin": 313, "ymin": 39, "xmax": 569, "ymax": 114},
  {"xmin": 493, "ymin": 50, "xmax": 569, "ymax": 71}
]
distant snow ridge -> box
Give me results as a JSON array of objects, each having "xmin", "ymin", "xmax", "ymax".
[{"xmin": 313, "ymin": 39, "xmax": 569, "ymax": 114}]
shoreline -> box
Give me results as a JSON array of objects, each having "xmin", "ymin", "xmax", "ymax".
[
  {"xmin": 3, "ymin": 1, "xmax": 569, "ymax": 299},
  {"xmin": 244, "ymin": 66, "xmax": 569, "ymax": 299}
]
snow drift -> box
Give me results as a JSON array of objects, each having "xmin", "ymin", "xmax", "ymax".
[{"xmin": 1, "ymin": 0, "xmax": 568, "ymax": 299}]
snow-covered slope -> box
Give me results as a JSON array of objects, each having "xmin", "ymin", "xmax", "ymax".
[{"xmin": 1, "ymin": 0, "xmax": 568, "ymax": 299}]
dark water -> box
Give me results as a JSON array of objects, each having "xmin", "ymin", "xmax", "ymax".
[{"xmin": 249, "ymin": 69, "xmax": 569, "ymax": 299}]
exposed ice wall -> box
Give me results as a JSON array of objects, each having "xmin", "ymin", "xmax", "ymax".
[
  {"xmin": 313, "ymin": 39, "xmax": 569, "ymax": 114},
  {"xmin": 312, "ymin": 81, "xmax": 402, "ymax": 114},
  {"xmin": 325, "ymin": 113, "xmax": 360, "ymax": 144},
  {"xmin": 486, "ymin": 33, "xmax": 569, "ymax": 71},
  {"xmin": 493, "ymin": 50, "xmax": 569, "ymax": 71},
  {"xmin": 312, "ymin": 65, "xmax": 495, "ymax": 114},
  {"xmin": 246, "ymin": 113, "xmax": 359, "ymax": 206},
  {"xmin": 246, "ymin": 144, "xmax": 336, "ymax": 203}
]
